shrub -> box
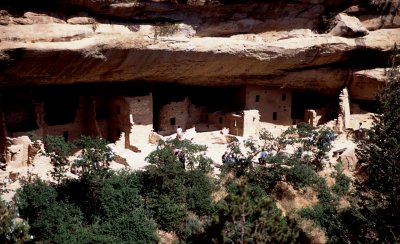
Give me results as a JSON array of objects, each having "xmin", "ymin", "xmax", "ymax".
[
  {"xmin": 205, "ymin": 182, "xmax": 307, "ymax": 243},
  {"xmin": 43, "ymin": 135, "xmax": 74, "ymax": 184},
  {"xmin": 0, "ymin": 198, "xmax": 30, "ymax": 243},
  {"xmin": 16, "ymin": 179, "xmax": 58, "ymax": 223},
  {"xmin": 331, "ymin": 163, "xmax": 351, "ymax": 197},
  {"xmin": 73, "ymin": 136, "xmax": 114, "ymax": 175},
  {"xmin": 286, "ymin": 163, "xmax": 317, "ymax": 191},
  {"xmin": 296, "ymin": 122, "xmax": 314, "ymax": 137},
  {"xmin": 16, "ymin": 171, "xmax": 159, "ymax": 243},
  {"xmin": 43, "ymin": 135, "xmax": 73, "ymax": 157},
  {"xmin": 153, "ymin": 22, "xmax": 180, "ymax": 40}
]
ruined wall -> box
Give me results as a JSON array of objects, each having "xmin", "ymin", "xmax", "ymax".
[
  {"xmin": 214, "ymin": 110, "xmax": 260, "ymax": 137},
  {"xmin": 208, "ymin": 111, "xmax": 225, "ymax": 130},
  {"xmin": 93, "ymin": 96, "xmax": 110, "ymax": 140},
  {"xmin": 158, "ymin": 98, "xmax": 190, "ymax": 135},
  {"xmin": 40, "ymin": 96, "xmax": 88, "ymax": 141},
  {"xmin": 224, "ymin": 113, "xmax": 244, "ymax": 137},
  {"xmin": 187, "ymin": 103, "xmax": 207, "ymax": 128},
  {"xmin": 11, "ymin": 97, "xmax": 87, "ymax": 141},
  {"xmin": 110, "ymin": 96, "xmax": 130, "ymax": 148},
  {"xmin": 125, "ymin": 94, "xmax": 153, "ymax": 145},
  {"xmin": 304, "ymin": 108, "xmax": 328, "ymax": 127},
  {"xmin": 244, "ymin": 86, "xmax": 293, "ymax": 125},
  {"xmin": 242, "ymin": 110, "xmax": 260, "ymax": 137},
  {"xmin": 6, "ymin": 136, "xmax": 31, "ymax": 167}
]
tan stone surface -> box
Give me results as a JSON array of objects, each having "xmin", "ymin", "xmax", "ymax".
[
  {"xmin": 350, "ymin": 68, "xmax": 387, "ymax": 100},
  {"xmin": 0, "ymin": 8, "xmax": 398, "ymax": 100}
]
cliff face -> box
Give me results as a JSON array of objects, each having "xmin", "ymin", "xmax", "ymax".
[{"xmin": 0, "ymin": 0, "xmax": 399, "ymax": 100}]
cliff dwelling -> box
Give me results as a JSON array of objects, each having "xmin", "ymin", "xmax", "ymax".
[
  {"xmin": 1, "ymin": 1, "xmax": 399, "ymax": 242},
  {"xmin": 0, "ymin": 0, "xmax": 396, "ymax": 167},
  {"xmin": 0, "ymin": 82, "xmax": 376, "ymax": 150}
]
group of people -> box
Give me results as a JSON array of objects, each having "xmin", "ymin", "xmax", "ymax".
[
  {"xmin": 222, "ymin": 148, "xmax": 269, "ymax": 167},
  {"xmin": 174, "ymin": 148, "xmax": 186, "ymax": 168},
  {"xmin": 221, "ymin": 151, "xmax": 237, "ymax": 165}
]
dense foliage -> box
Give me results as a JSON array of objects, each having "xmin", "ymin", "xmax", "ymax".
[{"xmin": 354, "ymin": 45, "xmax": 400, "ymax": 243}]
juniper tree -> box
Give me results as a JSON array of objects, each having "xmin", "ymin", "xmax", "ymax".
[{"xmin": 356, "ymin": 44, "xmax": 400, "ymax": 242}]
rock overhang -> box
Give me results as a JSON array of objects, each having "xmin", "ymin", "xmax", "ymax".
[{"xmin": 0, "ymin": 0, "xmax": 399, "ymax": 101}]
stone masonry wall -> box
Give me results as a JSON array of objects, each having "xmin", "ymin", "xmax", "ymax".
[
  {"xmin": 158, "ymin": 98, "xmax": 190, "ymax": 135},
  {"xmin": 110, "ymin": 96, "xmax": 130, "ymax": 148},
  {"xmin": 244, "ymin": 86, "xmax": 293, "ymax": 125},
  {"xmin": 224, "ymin": 113, "xmax": 244, "ymax": 137},
  {"xmin": 242, "ymin": 109, "xmax": 260, "ymax": 137},
  {"xmin": 125, "ymin": 94, "xmax": 153, "ymax": 145}
]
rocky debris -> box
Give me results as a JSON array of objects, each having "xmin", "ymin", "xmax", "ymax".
[
  {"xmin": 114, "ymin": 154, "xmax": 129, "ymax": 167},
  {"xmin": 149, "ymin": 130, "xmax": 162, "ymax": 144},
  {"xmin": 339, "ymin": 147, "xmax": 357, "ymax": 172},
  {"xmin": 329, "ymin": 13, "xmax": 369, "ymax": 37},
  {"xmin": 345, "ymin": 1, "xmax": 400, "ymax": 30},
  {"xmin": 15, "ymin": 12, "xmax": 65, "ymax": 25},
  {"xmin": 0, "ymin": 10, "xmax": 12, "ymax": 25},
  {"xmin": 67, "ymin": 17, "xmax": 96, "ymax": 25}
]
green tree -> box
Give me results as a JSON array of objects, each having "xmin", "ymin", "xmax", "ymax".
[
  {"xmin": 355, "ymin": 44, "xmax": 400, "ymax": 242},
  {"xmin": 43, "ymin": 135, "xmax": 74, "ymax": 184},
  {"xmin": 16, "ymin": 172, "xmax": 159, "ymax": 243},
  {"xmin": 142, "ymin": 139, "xmax": 216, "ymax": 238},
  {"xmin": 73, "ymin": 136, "xmax": 114, "ymax": 175},
  {"xmin": 0, "ymin": 198, "xmax": 30, "ymax": 243},
  {"xmin": 205, "ymin": 182, "xmax": 307, "ymax": 243}
]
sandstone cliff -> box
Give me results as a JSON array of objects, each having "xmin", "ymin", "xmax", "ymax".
[{"xmin": 0, "ymin": 0, "xmax": 399, "ymax": 100}]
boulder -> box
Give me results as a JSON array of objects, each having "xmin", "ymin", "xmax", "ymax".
[
  {"xmin": 0, "ymin": 10, "xmax": 12, "ymax": 25},
  {"xmin": 149, "ymin": 130, "xmax": 162, "ymax": 144},
  {"xmin": 329, "ymin": 13, "xmax": 369, "ymax": 37}
]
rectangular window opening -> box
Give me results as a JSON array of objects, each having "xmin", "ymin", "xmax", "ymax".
[
  {"xmin": 63, "ymin": 131, "xmax": 69, "ymax": 141},
  {"xmin": 219, "ymin": 117, "xmax": 223, "ymax": 124},
  {"xmin": 170, "ymin": 118, "xmax": 176, "ymax": 126},
  {"xmin": 282, "ymin": 93, "xmax": 286, "ymax": 101},
  {"xmin": 273, "ymin": 112, "xmax": 277, "ymax": 121},
  {"xmin": 255, "ymin": 95, "xmax": 260, "ymax": 102}
]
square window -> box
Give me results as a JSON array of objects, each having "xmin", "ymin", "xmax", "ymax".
[{"xmin": 63, "ymin": 131, "xmax": 69, "ymax": 141}]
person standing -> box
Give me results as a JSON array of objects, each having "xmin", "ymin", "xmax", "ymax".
[
  {"xmin": 176, "ymin": 126, "xmax": 183, "ymax": 140},
  {"xmin": 258, "ymin": 148, "xmax": 268, "ymax": 164}
]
